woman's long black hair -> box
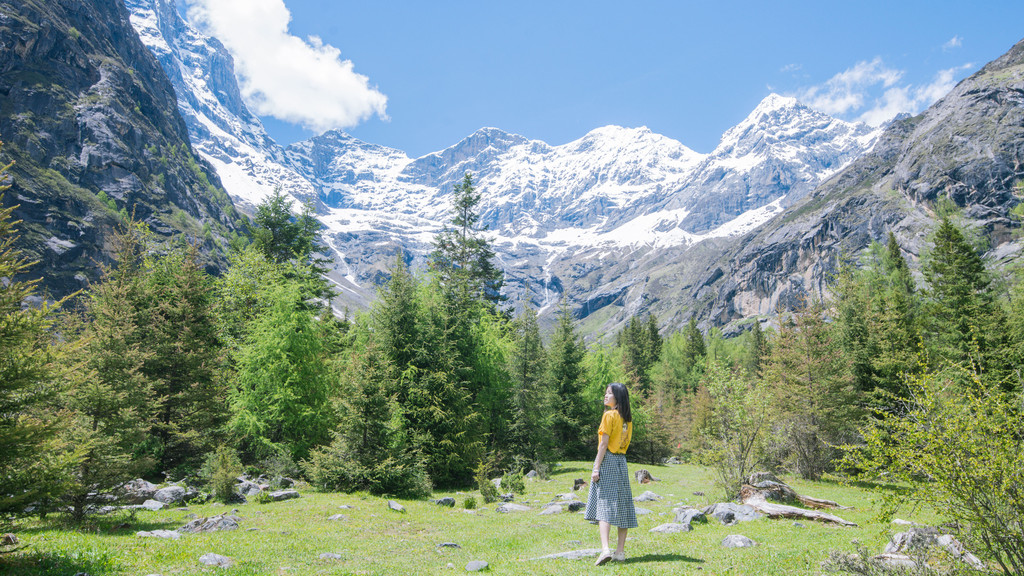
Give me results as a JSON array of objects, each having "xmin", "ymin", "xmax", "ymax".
[{"xmin": 608, "ymin": 382, "xmax": 632, "ymax": 423}]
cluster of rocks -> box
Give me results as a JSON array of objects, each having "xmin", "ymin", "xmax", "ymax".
[{"xmin": 869, "ymin": 525, "xmax": 985, "ymax": 571}]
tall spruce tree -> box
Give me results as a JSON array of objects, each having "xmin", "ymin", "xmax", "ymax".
[
  {"xmin": 922, "ymin": 217, "xmax": 1005, "ymax": 385},
  {"xmin": 0, "ymin": 191, "xmax": 71, "ymax": 517},
  {"xmin": 249, "ymin": 188, "xmax": 333, "ymax": 303},
  {"xmin": 547, "ymin": 301, "xmax": 590, "ymax": 459},
  {"xmin": 228, "ymin": 281, "xmax": 335, "ymax": 462},
  {"xmin": 762, "ymin": 301, "xmax": 861, "ymax": 480},
  {"xmin": 507, "ymin": 304, "xmax": 553, "ymax": 465},
  {"xmin": 141, "ymin": 243, "xmax": 226, "ymax": 475},
  {"xmin": 429, "ymin": 173, "xmax": 505, "ymax": 308},
  {"xmin": 616, "ymin": 313, "xmax": 663, "ymax": 393}
]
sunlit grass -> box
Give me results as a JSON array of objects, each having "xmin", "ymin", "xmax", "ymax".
[{"xmin": 0, "ymin": 462, "xmax": 938, "ymax": 575}]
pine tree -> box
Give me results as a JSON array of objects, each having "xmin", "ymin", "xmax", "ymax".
[
  {"xmin": 922, "ymin": 217, "xmax": 1005, "ymax": 384},
  {"xmin": 506, "ymin": 304, "xmax": 553, "ymax": 465},
  {"xmin": 228, "ymin": 281, "xmax": 335, "ymax": 463},
  {"xmin": 616, "ymin": 313, "xmax": 662, "ymax": 393},
  {"xmin": 547, "ymin": 301, "xmax": 590, "ymax": 459},
  {"xmin": 429, "ymin": 173, "xmax": 505, "ymax": 308},
  {"xmin": 249, "ymin": 188, "xmax": 333, "ymax": 303},
  {"xmin": 141, "ymin": 243, "xmax": 226, "ymax": 475},
  {"xmin": 761, "ymin": 301, "xmax": 861, "ymax": 480},
  {"xmin": 0, "ymin": 190, "xmax": 71, "ymax": 517}
]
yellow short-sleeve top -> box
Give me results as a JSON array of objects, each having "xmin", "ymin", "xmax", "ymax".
[{"xmin": 598, "ymin": 409, "xmax": 632, "ymax": 454}]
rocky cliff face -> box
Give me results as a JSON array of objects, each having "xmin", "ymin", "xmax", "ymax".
[
  {"xmin": 691, "ymin": 38, "xmax": 1024, "ymax": 332},
  {"xmin": 0, "ymin": 0, "xmax": 243, "ymax": 299}
]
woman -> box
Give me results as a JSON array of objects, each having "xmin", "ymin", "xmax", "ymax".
[{"xmin": 584, "ymin": 382, "xmax": 637, "ymax": 565}]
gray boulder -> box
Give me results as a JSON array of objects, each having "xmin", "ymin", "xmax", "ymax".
[
  {"xmin": 319, "ymin": 553, "xmax": 343, "ymax": 560},
  {"xmin": 539, "ymin": 504, "xmax": 562, "ymax": 515},
  {"xmin": 674, "ymin": 507, "xmax": 708, "ymax": 526},
  {"xmin": 199, "ymin": 553, "xmax": 233, "ymax": 568},
  {"xmin": 121, "ymin": 479, "xmax": 158, "ymax": 503},
  {"xmin": 268, "ymin": 489, "xmax": 300, "ymax": 502},
  {"xmin": 140, "ymin": 499, "xmax": 166, "ymax": 511},
  {"xmin": 153, "ymin": 486, "xmax": 186, "ymax": 504},
  {"xmin": 650, "ymin": 522, "xmax": 692, "ymax": 534},
  {"xmin": 884, "ymin": 527, "xmax": 985, "ymax": 570},
  {"xmin": 388, "ymin": 500, "xmax": 405, "ymax": 513},
  {"xmin": 236, "ymin": 480, "xmax": 263, "ymax": 497},
  {"xmin": 434, "ymin": 497, "xmax": 456, "ymax": 507},
  {"xmin": 496, "ymin": 503, "xmax": 530, "ymax": 513},
  {"xmin": 567, "ymin": 501, "xmax": 585, "ymax": 513},
  {"xmin": 179, "ymin": 515, "xmax": 240, "ymax": 533},
  {"xmin": 528, "ymin": 548, "xmax": 604, "ymax": 561},
  {"xmin": 722, "ymin": 535, "xmax": 757, "ymax": 548},
  {"xmin": 704, "ymin": 503, "xmax": 761, "ymax": 525},
  {"xmin": 634, "ymin": 490, "xmax": 661, "ymax": 502},
  {"xmin": 466, "ymin": 560, "xmax": 489, "ymax": 571}
]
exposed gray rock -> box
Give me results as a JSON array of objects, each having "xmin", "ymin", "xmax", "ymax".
[
  {"xmin": 319, "ymin": 553, "xmax": 343, "ymax": 560},
  {"xmin": 141, "ymin": 499, "xmax": 166, "ymax": 511},
  {"xmin": 465, "ymin": 560, "xmax": 489, "ymax": 571},
  {"xmin": 435, "ymin": 497, "xmax": 456, "ymax": 507},
  {"xmin": 539, "ymin": 504, "xmax": 562, "ymax": 515},
  {"xmin": 525, "ymin": 470, "xmax": 538, "ymax": 479},
  {"xmin": 327, "ymin": 514, "xmax": 347, "ymax": 521},
  {"xmin": 121, "ymin": 479, "xmax": 158, "ymax": 503},
  {"xmin": 388, "ymin": 500, "xmax": 405, "ymax": 513},
  {"xmin": 236, "ymin": 480, "xmax": 263, "ymax": 497},
  {"xmin": 650, "ymin": 522, "xmax": 692, "ymax": 534},
  {"xmin": 884, "ymin": 527, "xmax": 985, "ymax": 570},
  {"xmin": 634, "ymin": 490, "xmax": 661, "ymax": 502},
  {"xmin": 496, "ymin": 503, "xmax": 530, "ymax": 513},
  {"xmin": 634, "ymin": 507, "xmax": 652, "ymax": 515},
  {"xmin": 268, "ymin": 489, "xmax": 300, "ymax": 502},
  {"xmin": 566, "ymin": 501, "xmax": 585, "ymax": 513},
  {"xmin": 199, "ymin": 553, "xmax": 233, "ymax": 568},
  {"xmin": 153, "ymin": 486, "xmax": 186, "ymax": 504},
  {"xmin": 498, "ymin": 493, "xmax": 515, "ymax": 502},
  {"xmin": 704, "ymin": 503, "xmax": 761, "ymax": 525},
  {"xmin": 674, "ymin": 507, "xmax": 708, "ymax": 526},
  {"xmin": 136, "ymin": 530, "xmax": 180, "ymax": 540},
  {"xmin": 722, "ymin": 535, "xmax": 757, "ymax": 548},
  {"xmin": 179, "ymin": 515, "xmax": 240, "ymax": 533},
  {"xmin": 438, "ymin": 542, "xmax": 461, "ymax": 549}
]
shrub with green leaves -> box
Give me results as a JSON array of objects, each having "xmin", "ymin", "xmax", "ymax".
[
  {"xmin": 501, "ymin": 469, "xmax": 526, "ymax": 495},
  {"xmin": 303, "ymin": 435, "xmax": 431, "ymax": 499},
  {"xmin": 200, "ymin": 446, "xmax": 241, "ymax": 504},
  {"xmin": 840, "ymin": 366, "xmax": 1024, "ymax": 574},
  {"xmin": 474, "ymin": 458, "xmax": 499, "ymax": 503}
]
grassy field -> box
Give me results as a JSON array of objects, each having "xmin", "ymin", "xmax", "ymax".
[{"xmin": 0, "ymin": 462, "xmax": 938, "ymax": 575}]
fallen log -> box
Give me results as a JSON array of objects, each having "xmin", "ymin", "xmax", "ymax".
[{"xmin": 740, "ymin": 485, "xmax": 858, "ymax": 527}]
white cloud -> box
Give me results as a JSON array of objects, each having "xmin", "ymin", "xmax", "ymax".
[
  {"xmin": 794, "ymin": 59, "xmax": 973, "ymax": 126},
  {"xmin": 943, "ymin": 36, "xmax": 963, "ymax": 51},
  {"xmin": 187, "ymin": 0, "xmax": 387, "ymax": 132}
]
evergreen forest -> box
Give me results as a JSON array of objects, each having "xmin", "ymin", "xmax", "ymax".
[{"xmin": 2, "ymin": 166, "xmax": 1023, "ymax": 573}]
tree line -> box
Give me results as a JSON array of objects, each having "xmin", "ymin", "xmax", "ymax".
[{"xmin": 1, "ymin": 163, "xmax": 1022, "ymax": 569}]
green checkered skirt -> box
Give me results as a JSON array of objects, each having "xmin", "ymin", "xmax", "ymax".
[{"xmin": 584, "ymin": 452, "xmax": 638, "ymax": 529}]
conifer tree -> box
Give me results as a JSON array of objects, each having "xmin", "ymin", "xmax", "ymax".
[
  {"xmin": 616, "ymin": 313, "xmax": 662, "ymax": 393},
  {"xmin": 0, "ymin": 190, "xmax": 70, "ymax": 517},
  {"xmin": 547, "ymin": 301, "xmax": 590, "ymax": 459},
  {"xmin": 141, "ymin": 243, "xmax": 226, "ymax": 475},
  {"xmin": 229, "ymin": 281, "xmax": 335, "ymax": 462},
  {"xmin": 429, "ymin": 173, "xmax": 505, "ymax": 308},
  {"xmin": 249, "ymin": 188, "xmax": 333, "ymax": 303},
  {"xmin": 922, "ymin": 217, "xmax": 1005, "ymax": 384},
  {"xmin": 762, "ymin": 301, "xmax": 861, "ymax": 480},
  {"xmin": 507, "ymin": 304, "xmax": 553, "ymax": 465},
  {"xmin": 682, "ymin": 317, "xmax": 707, "ymax": 367}
]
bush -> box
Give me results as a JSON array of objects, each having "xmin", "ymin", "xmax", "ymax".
[
  {"xmin": 302, "ymin": 436, "xmax": 431, "ymax": 499},
  {"xmin": 463, "ymin": 496, "xmax": 477, "ymax": 510},
  {"xmin": 501, "ymin": 469, "xmax": 526, "ymax": 495},
  {"xmin": 199, "ymin": 447, "xmax": 241, "ymax": 504},
  {"xmin": 474, "ymin": 458, "xmax": 499, "ymax": 504},
  {"xmin": 840, "ymin": 367, "xmax": 1024, "ymax": 574}
]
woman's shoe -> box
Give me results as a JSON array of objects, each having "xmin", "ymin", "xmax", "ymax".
[
  {"xmin": 612, "ymin": 551, "xmax": 626, "ymax": 562},
  {"xmin": 595, "ymin": 550, "xmax": 613, "ymax": 566}
]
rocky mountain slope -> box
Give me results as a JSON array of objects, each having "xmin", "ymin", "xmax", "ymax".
[
  {"xmin": 691, "ymin": 38, "xmax": 1024, "ymax": 331},
  {"xmin": 0, "ymin": 0, "xmax": 244, "ymax": 299},
  {"xmin": 125, "ymin": 0, "xmax": 880, "ymax": 331}
]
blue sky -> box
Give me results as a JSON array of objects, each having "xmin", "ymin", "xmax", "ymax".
[{"xmin": 181, "ymin": 0, "xmax": 1024, "ymax": 158}]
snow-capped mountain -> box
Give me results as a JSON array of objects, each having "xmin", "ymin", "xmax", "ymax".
[{"xmin": 127, "ymin": 0, "xmax": 880, "ymax": 331}]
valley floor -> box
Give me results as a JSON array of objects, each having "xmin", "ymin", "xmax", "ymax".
[{"xmin": 0, "ymin": 462, "xmax": 935, "ymax": 576}]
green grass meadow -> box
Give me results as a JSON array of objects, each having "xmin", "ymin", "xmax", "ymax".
[{"xmin": 1, "ymin": 462, "xmax": 932, "ymax": 576}]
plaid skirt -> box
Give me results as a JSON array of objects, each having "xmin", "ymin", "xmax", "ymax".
[{"xmin": 584, "ymin": 452, "xmax": 638, "ymax": 529}]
